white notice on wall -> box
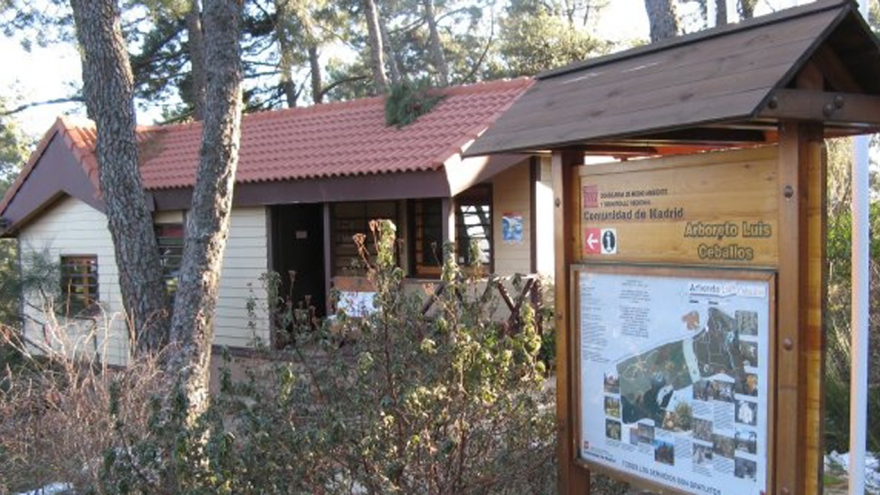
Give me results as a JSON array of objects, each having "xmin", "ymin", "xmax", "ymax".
[{"xmin": 578, "ymin": 270, "xmax": 769, "ymax": 495}]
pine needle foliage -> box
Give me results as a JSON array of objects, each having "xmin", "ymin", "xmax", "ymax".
[{"xmin": 384, "ymin": 81, "xmax": 445, "ymax": 128}]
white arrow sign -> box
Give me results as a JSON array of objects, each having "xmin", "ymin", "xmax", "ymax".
[{"xmin": 587, "ymin": 232, "xmax": 600, "ymax": 251}]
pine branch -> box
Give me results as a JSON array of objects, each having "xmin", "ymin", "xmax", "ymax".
[
  {"xmin": 0, "ymin": 96, "xmax": 84, "ymax": 116},
  {"xmin": 317, "ymin": 75, "xmax": 370, "ymax": 100}
]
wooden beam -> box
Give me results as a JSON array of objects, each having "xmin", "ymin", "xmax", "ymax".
[
  {"xmin": 759, "ymin": 89, "xmax": 880, "ymax": 125},
  {"xmin": 552, "ymin": 149, "xmax": 590, "ymax": 494},
  {"xmin": 810, "ymin": 44, "xmax": 863, "ymax": 93},
  {"xmin": 775, "ymin": 121, "xmax": 824, "ymax": 495},
  {"xmin": 529, "ymin": 157, "xmax": 538, "ymax": 274},
  {"xmin": 576, "ymin": 144, "xmax": 658, "ymax": 155},
  {"xmin": 323, "ymin": 203, "xmax": 333, "ymax": 315},
  {"xmin": 804, "ymin": 124, "xmax": 828, "ymax": 495},
  {"xmin": 630, "ymin": 127, "xmax": 769, "ymax": 144}
]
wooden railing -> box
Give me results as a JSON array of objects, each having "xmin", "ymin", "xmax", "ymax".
[{"xmin": 418, "ymin": 274, "xmax": 544, "ymax": 336}]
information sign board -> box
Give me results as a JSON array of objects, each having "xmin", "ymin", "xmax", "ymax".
[
  {"xmin": 575, "ymin": 265, "xmax": 773, "ymax": 494},
  {"xmin": 576, "ymin": 148, "xmax": 779, "ymax": 267}
]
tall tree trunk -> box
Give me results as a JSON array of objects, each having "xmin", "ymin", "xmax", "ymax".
[
  {"xmin": 309, "ymin": 45, "xmax": 323, "ymax": 104},
  {"xmin": 738, "ymin": 0, "xmax": 756, "ymax": 20},
  {"xmin": 275, "ymin": 0, "xmax": 298, "ymax": 108},
  {"xmin": 364, "ymin": 0, "xmax": 388, "ymax": 94},
  {"xmin": 279, "ymin": 42, "xmax": 298, "ymax": 108},
  {"xmin": 715, "ymin": 0, "xmax": 727, "ymax": 26},
  {"xmin": 167, "ymin": 0, "xmax": 243, "ymax": 418},
  {"xmin": 69, "ymin": 0, "xmax": 169, "ymax": 353},
  {"xmin": 423, "ymin": 0, "xmax": 449, "ymax": 86},
  {"xmin": 643, "ymin": 0, "xmax": 679, "ymax": 42},
  {"xmin": 379, "ymin": 11, "xmax": 401, "ymax": 86},
  {"xmin": 186, "ymin": 0, "xmax": 207, "ymax": 120}
]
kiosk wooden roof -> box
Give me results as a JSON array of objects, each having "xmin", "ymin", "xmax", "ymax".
[
  {"xmin": 465, "ymin": 0, "xmax": 880, "ymax": 157},
  {"xmin": 466, "ymin": 2, "xmax": 880, "ymax": 495}
]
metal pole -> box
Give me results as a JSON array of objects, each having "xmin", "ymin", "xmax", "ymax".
[{"xmin": 849, "ymin": 4, "xmax": 871, "ymax": 494}]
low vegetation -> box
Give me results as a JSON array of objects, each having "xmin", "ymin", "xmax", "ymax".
[{"xmin": 2, "ymin": 221, "xmax": 558, "ymax": 493}]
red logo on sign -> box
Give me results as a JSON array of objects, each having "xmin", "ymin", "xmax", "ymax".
[
  {"xmin": 582, "ymin": 185, "xmax": 599, "ymax": 209},
  {"xmin": 584, "ymin": 228, "xmax": 601, "ymax": 255}
]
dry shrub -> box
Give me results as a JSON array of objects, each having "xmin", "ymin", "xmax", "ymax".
[
  {"xmin": 0, "ymin": 320, "xmax": 168, "ymax": 494},
  {"xmin": 3, "ymin": 222, "xmax": 559, "ymax": 493}
]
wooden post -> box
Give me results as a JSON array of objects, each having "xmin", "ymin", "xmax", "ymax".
[
  {"xmin": 323, "ymin": 203, "xmax": 333, "ymax": 315},
  {"xmin": 805, "ymin": 127, "xmax": 828, "ymax": 495},
  {"xmin": 441, "ymin": 197, "xmax": 456, "ymax": 249},
  {"xmin": 775, "ymin": 121, "xmax": 825, "ymax": 495},
  {"xmin": 552, "ymin": 149, "xmax": 590, "ymax": 494}
]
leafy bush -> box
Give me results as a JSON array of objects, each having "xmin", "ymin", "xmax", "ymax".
[{"xmin": 100, "ymin": 220, "xmax": 556, "ymax": 493}]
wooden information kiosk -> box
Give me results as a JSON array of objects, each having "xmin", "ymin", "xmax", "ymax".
[{"xmin": 464, "ymin": 1, "xmax": 880, "ymax": 493}]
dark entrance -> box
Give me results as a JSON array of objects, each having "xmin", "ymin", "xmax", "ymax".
[{"xmin": 271, "ymin": 204, "xmax": 326, "ymax": 324}]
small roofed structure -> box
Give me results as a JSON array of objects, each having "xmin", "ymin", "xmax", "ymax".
[{"xmin": 465, "ymin": 0, "xmax": 880, "ymax": 158}]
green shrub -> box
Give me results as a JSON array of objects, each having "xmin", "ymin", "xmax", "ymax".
[{"xmin": 101, "ymin": 220, "xmax": 556, "ymax": 493}]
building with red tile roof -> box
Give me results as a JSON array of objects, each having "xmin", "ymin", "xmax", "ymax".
[
  {"xmin": 0, "ymin": 77, "xmax": 557, "ymax": 364},
  {"xmin": 1, "ymin": 77, "xmax": 532, "ymax": 218}
]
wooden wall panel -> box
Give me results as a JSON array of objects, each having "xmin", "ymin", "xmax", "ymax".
[
  {"xmin": 214, "ymin": 207, "xmax": 271, "ymax": 348},
  {"xmin": 492, "ymin": 162, "xmax": 532, "ymax": 275}
]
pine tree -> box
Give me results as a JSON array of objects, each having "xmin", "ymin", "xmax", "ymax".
[
  {"xmin": 644, "ymin": 0, "xmax": 680, "ymax": 42},
  {"xmin": 69, "ymin": 0, "xmax": 170, "ymax": 352},
  {"xmin": 69, "ymin": 0, "xmax": 244, "ymax": 418}
]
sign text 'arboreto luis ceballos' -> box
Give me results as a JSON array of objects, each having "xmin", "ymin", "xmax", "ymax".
[{"xmin": 576, "ymin": 148, "xmax": 780, "ymax": 267}]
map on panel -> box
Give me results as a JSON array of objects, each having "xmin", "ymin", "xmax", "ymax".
[{"xmin": 579, "ymin": 270, "xmax": 768, "ymax": 495}]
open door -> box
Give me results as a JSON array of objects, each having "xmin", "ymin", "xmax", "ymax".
[{"xmin": 271, "ymin": 204, "xmax": 327, "ymax": 323}]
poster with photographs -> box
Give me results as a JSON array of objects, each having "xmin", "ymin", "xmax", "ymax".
[{"xmin": 576, "ymin": 268, "xmax": 770, "ymax": 494}]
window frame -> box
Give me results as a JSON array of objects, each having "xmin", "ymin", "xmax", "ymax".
[
  {"xmin": 59, "ymin": 255, "xmax": 100, "ymax": 317},
  {"xmin": 155, "ymin": 223, "xmax": 185, "ymax": 295},
  {"xmin": 408, "ymin": 184, "xmax": 495, "ymax": 279},
  {"xmin": 454, "ymin": 184, "xmax": 494, "ymax": 272},
  {"xmin": 330, "ymin": 201, "xmax": 400, "ymax": 276},
  {"xmin": 408, "ymin": 198, "xmax": 444, "ymax": 278}
]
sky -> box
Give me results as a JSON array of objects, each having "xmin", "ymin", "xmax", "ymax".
[{"xmin": 0, "ymin": 0, "xmax": 802, "ymax": 139}]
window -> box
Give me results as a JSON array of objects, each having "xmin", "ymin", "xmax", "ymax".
[
  {"xmin": 410, "ymin": 199, "xmax": 444, "ymax": 277},
  {"xmin": 409, "ymin": 185, "xmax": 493, "ymax": 278},
  {"xmin": 60, "ymin": 255, "xmax": 99, "ymax": 315},
  {"xmin": 455, "ymin": 185, "xmax": 492, "ymax": 270},
  {"xmin": 331, "ymin": 201, "xmax": 399, "ymax": 275},
  {"xmin": 155, "ymin": 223, "xmax": 184, "ymax": 294}
]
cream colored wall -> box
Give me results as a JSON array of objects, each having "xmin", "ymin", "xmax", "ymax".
[
  {"xmin": 19, "ymin": 196, "xmax": 130, "ymax": 366},
  {"xmin": 535, "ymin": 156, "xmax": 555, "ymax": 276},
  {"xmin": 212, "ymin": 207, "xmax": 271, "ymax": 348},
  {"xmin": 490, "ymin": 161, "xmax": 532, "ymax": 275},
  {"xmin": 19, "ymin": 199, "xmax": 270, "ymax": 366},
  {"xmin": 153, "ymin": 206, "xmax": 271, "ymax": 347}
]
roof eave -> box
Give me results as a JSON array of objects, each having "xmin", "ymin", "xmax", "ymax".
[{"xmin": 463, "ymin": 114, "xmax": 761, "ymax": 157}]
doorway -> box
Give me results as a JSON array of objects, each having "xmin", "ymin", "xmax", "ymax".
[{"xmin": 271, "ymin": 204, "xmax": 326, "ymax": 323}]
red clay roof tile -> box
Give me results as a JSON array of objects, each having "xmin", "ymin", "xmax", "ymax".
[{"xmin": 58, "ymin": 78, "xmax": 533, "ymax": 191}]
